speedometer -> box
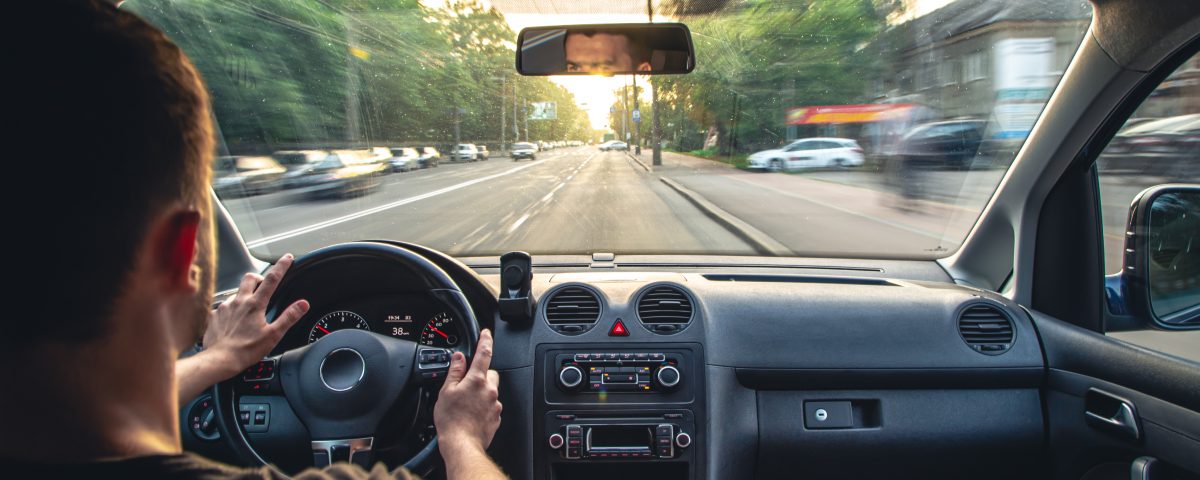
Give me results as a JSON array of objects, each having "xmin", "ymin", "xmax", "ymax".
[
  {"xmin": 420, "ymin": 312, "xmax": 459, "ymax": 347},
  {"xmin": 308, "ymin": 311, "xmax": 370, "ymax": 343}
]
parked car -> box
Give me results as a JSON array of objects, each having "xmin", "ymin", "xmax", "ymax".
[
  {"xmin": 451, "ymin": 144, "xmax": 479, "ymax": 162},
  {"xmin": 273, "ymin": 150, "xmax": 330, "ymax": 189},
  {"xmin": 511, "ymin": 142, "xmax": 537, "ymax": 161},
  {"xmin": 1099, "ymin": 114, "xmax": 1200, "ymax": 177},
  {"xmin": 891, "ymin": 120, "xmax": 986, "ymax": 169},
  {"xmin": 599, "ymin": 140, "xmax": 629, "ymax": 151},
  {"xmin": 211, "ymin": 155, "xmax": 286, "ymax": 197},
  {"xmin": 747, "ymin": 137, "xmax": 865, "ymax": 172},
  {"xmin": 295, "ymin": 150, "xmax": 385, "ymax": 199},
  {"xmin": 418, "ymin": 147, "xmax": 440, "ymax": 168},
  {"xmin": 389, "ymin": 147, "xmax": 420, "ymax": 172},
  {"xmin": 477, "ymin": 145, "xmax": 490, "ymax": 161}
]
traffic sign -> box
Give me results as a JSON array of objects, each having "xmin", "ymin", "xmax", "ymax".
[{"xmin": 632, "ymin": 109, "xmax": 641, "ymax": 123}]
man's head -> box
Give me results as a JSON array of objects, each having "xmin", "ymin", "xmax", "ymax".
[
  {"xmin": 11, "ymin": 0, "xmax": 216, "ymax": 352},
  {"xmin": 565, "ymin": 31, "xmax": 652, "ymax": 74}
]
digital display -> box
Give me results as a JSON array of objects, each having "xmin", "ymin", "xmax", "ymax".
[{"xmin": 589, "ymin": 425, "xmax": 652, "ymax": 448}]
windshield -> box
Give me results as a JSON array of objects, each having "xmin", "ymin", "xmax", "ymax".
[{"xmin": 126, "ymin": 0, "xmax": 1092, "ymax": 261}]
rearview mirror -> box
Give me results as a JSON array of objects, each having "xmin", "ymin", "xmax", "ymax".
[
  {"xmin": 516, "ymin": 23, "xmax": 694, "ymax": 76},
  {"xmin": 1117, "ymin": 185, "xmax": 1200, "ymax": 329}
]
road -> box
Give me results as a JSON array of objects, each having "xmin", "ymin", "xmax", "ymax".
[
  {"xmin": 222, "ymin": 147, "xmax": 754, "ymax": 259},
  {"xmin": 224, "ymin": 146, "xmax": 1163, "ymax": 269}
]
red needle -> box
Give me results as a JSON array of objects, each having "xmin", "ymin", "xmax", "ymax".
[
  {"xmin": 429, "ymin": 326, "xmax": 449, "ymax": 339},
  {"xmin": 316, "ymin": 325, "xmax": 331, "ymax": 335}
]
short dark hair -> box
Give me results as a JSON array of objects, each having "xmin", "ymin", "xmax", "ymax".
[{"xmin": 9, "ymin": 0, "xmax": 212, "ymax": 346}]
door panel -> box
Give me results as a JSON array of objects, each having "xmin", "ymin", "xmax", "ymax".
[{"xmin": 1030, "ymin": 309, "xmax": 1200, "ymax": 479}]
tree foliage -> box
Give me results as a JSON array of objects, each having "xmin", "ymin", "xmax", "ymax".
[{"xmin": 125, "ymin": 0, "xmax": 592, "ymax": 153}]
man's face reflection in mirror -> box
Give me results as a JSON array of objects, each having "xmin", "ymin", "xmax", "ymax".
[{"xmin": 565, "ymin": 32, "xmax": 652, "ymax": 74}]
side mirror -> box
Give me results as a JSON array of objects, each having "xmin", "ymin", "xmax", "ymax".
[
  {"xmin": 516, "ymin": 23, "xmax": 694, "ymax": 76},
  {"xmin": 1111, "ymin": 185, "xmax": 1200, "ymax": 330}
]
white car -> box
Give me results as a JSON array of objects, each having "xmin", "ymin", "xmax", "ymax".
[
  {"xmin": 452, "ymin": 144, "xmax": 479, "ymax": 162},
  {"xmin": 747, "ymin": 137, "xmax": 865, "ymax": 172}
]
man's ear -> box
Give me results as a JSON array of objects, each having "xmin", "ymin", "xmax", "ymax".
[{"xmin": 153, "ymin": 209, "xmax": 202, "ymax": 293}]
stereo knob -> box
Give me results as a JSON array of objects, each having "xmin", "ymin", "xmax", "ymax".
[
  {"xmin": 558, "ymin": 365, "xmax": 583, "ymax": 389},
  {"xmin": 656, "ymin": 365, "xmax": 681, "ymax": 388},
  {"xmin": 548, "ymin": 433, "xmax": 564, "ymax": 449},
  {"xmin": 675, "ymin": 432, "xmax": 692, "ymax": 448}
]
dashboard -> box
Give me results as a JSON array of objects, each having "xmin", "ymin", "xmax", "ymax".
[{"xmin": 273, "ymin": 293, "xmax": 467, "ymax": 353}]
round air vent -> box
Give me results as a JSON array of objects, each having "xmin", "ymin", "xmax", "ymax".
[
  {"xmin": 543, "ymin": 286, "xmax": 601, "ymax": 335},
  {"xmin": 958, "ymin": 304, "xmax": 1015, "ymax": 355},
  {"xmin": 636, "ymin": 285, "xmax": 694, "ymax": 334}
]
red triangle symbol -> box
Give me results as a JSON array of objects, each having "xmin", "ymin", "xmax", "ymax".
[{"xmin": 609, "ymin": 319, "xmax": 629, "ymax": 336}]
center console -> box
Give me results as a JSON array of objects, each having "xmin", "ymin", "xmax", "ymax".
[{"xmin": 534, "ymin": 344, "xmax": 704, "ymax": 480}]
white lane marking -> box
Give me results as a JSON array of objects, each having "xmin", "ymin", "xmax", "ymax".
[
  {"xmin": 246, "ymin": 160, "xmax": 544, "ymax": 248},
  {"xmin": 541, "ymin": 191, "xmax": 555, "ymax": 202},
  {"xmin": 507, "ymin": 213, "xmax": 531, "ymax": 234}
]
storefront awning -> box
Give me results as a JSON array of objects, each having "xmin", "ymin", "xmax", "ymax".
[{"xmin": 786, "ymin": 103, "xmax": 916, "ymax": 125}]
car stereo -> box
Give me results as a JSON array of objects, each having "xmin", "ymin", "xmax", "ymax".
[
  {"xmin": 552, "ymin": 352, "xmax": 683, "ymax": 393},
  {"xmin": 545, "ymin": 412, "xmax": 694, "ymax": 461}
]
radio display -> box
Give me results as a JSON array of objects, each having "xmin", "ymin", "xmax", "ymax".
[{"xmin": 589, "ymin": 425, "xmax": 653, "ymax": 448}]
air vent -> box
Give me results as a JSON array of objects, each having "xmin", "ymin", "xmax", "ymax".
[
  {"xmin": 958, "ymin": 305, "xmax": 1015, "ymax": 355},
  {"xmin": 637, "ymin": 285, "xmax": 694, "ymax": 334},
  {"xmin": 544, "ymin": 286, "xmax": 601, "ymax": 334}
]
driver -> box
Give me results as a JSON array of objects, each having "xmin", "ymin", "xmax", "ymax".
[
  {"xmin": 0, "ymin": 1, "xmax": 505, "ymax": 479},
  {"xmin": 565, "ymin": 30, "xmax": 653, "ymax": 74}
]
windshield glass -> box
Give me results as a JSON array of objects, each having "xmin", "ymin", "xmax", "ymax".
[{"xmin": 126, "ymin": 0, "xmax": 1092, "ymax": 261}]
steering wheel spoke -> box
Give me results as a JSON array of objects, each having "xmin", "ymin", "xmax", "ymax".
[{"xmin": 312, "ymin": 436, "xmax": 376, "ymax": 470}]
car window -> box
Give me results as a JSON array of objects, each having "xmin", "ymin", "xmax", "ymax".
[
  {"xmin": 126, "ymin": 0, "xmax": 1091, "ymax": 261},
  {"xmin": 1098, "ymin": 51, "xmax": 1200, "ymax": 356}
]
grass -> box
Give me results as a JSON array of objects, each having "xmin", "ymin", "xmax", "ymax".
[{"xmin": 680, "ymin": 147, "xmax": 751, "ymax": 169}]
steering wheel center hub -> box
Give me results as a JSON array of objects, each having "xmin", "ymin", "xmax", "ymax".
[{"xmin": 320, "ymin": 348, "xmax": 366, "ymax": 391}]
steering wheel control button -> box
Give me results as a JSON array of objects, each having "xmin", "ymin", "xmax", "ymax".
[
  {"xmin": 805, "ymin": 401, "xmax": 854, "ymax": 429},
  {"xmin": 417, "ymin": 348, "xmax": 452, "ymax": 369},
  {"xmin": 548, "ymin": 433, "xmax": 565, "ymax": 449},
  {"xmin": 559, "ymin": 365, "xmax": 584, "ymax": 389},
  {"xmin": 655, "ymin": 365, "xmax": 681, "ymax": 388},
  {"xmin": 241, "ymin": 359, "xmax": 276, "ymax": 382},
  {"xmin": 238, "ymin": 403, "xmax": 271, "ymax": 433},
  {"xmin": 319, "ymin": 348, "xmax": 366, "ymax": 392},
  {"xmin": 608, "ymin": 318, "xmax": 630, "ymax": 336},
  {"xmin": 675, "ymin": 432, "xmax": 692, "ymax": 448}
]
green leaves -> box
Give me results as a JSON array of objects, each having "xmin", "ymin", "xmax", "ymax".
[{"xmin": 125, "ymin": 0, "xmax": 591, "ymax": 151}]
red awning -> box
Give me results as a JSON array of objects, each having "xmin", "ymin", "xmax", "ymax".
[{"xmin": 786, "ymin": 103, "xmax": 915, "ymax": 125}]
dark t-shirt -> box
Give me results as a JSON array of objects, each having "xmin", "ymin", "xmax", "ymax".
[{"xmin": 1, "ymin": 453, "xmax": 418, "ymax": 480}]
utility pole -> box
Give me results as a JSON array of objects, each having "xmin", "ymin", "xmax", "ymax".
[
  {"xmin": 523, "ymin": 96, "xmax": 530, "ymax": 142},
  {"xmin": 648, "ymin": 0, "xmax": 663, "ymax": 165},
  {"xmin": 622, "ymin": 81, "xmax": 629, "ymax": 142},
  {"xmin": 513, "ymin": 81, "xmax": 520, "ymax": 143},
  {"xmin": 343, "ymin": 17, "xmax": 361, "ymax": 144},
  {"xmin": 453, "ymin": 107, "xmax": 461, "ymax": 154},
  {"xmin": 632, "ymin": 73, "xmax": 640, "ymax": 155},
  {"xmin": 500, "ymin": 74, "xmax": 506, "ymax": 155}
]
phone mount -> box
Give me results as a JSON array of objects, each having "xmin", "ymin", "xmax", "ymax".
[{"xmin": 498, "ymin": 251, "xmax": 535, "ymax": 327}]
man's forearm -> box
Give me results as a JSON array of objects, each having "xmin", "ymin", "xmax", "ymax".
[
  {"xmin": 175, "ymin": 350, "xmax": 241, "ymax": 406},
  {"xmin": 440, "ymin": 437, "xmax": 506, "ymax": 480}
]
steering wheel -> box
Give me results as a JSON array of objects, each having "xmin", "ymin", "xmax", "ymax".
[{"xmin": 211, "ymin": 242, "xmax": 480, "ymax": 474}]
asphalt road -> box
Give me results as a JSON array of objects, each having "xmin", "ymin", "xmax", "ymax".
[{"xmin": 222, "ymin": 147, "xmax": 755, "ymax": 259}]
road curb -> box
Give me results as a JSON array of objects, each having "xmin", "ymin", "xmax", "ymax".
[
  {"xmin": 625, "ymin": 152, "xmax": 652, "ymax": 172},
  {"xmin": 659, "ymin": 177, "xmax": 793, "ymax": 256}
]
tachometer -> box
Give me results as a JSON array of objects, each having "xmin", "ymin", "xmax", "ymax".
[
  {"xmin": 308, "ymin": 310, "xmax": 370, "ymax": 343},
  {"xmin": 420, "ymin": 312, "xmax": 459, "ymax": 347}
]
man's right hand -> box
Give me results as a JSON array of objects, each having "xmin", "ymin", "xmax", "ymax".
[{"xmin": 433, "ymin": 329, "xmax": 502, "ymax": 456}]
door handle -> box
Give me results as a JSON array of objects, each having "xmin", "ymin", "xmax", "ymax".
[{"xmin": 1085, "ymin": 388, "xmax": 1141, "ymax": 442}]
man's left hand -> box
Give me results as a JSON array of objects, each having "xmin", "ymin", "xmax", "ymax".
[{"xmin": 201, "ymin": 254, "xmax": 310, "ymax": 373}]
